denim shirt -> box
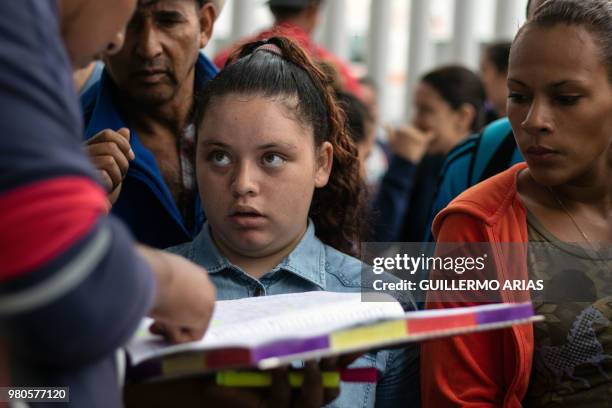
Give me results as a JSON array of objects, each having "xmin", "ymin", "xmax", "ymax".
[{"xmin": 168, "ymin": 222, "xmax": 420, "ymax": 408}]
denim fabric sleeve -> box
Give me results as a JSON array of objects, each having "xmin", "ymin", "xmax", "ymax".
[
  {"xmin": 371, "ymin": 155, "xmax": 417, "ymax": 242},
  {"xmin": 375, "ymin": 345, "xmax": 420, "ymax": 408}
]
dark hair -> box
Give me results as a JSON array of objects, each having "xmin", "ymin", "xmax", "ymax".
[
  {"xmin": 195, "ymin": 37, "xmax": 367, "ymax": 256},
  {"xmin": 316, "ymin": 60, "xmax": 345, "ymax": 94},
  {"xmin": 336, "ymin": 92, "xmax": 373, "ymax": 145},
  {"xmin": 526, "ymin": 0, "xmax": 548, "ymax": 19},
  {"xmin": 519, "ymin": 0, "xmax": 612, "ymax": 81},
  {"xmin": 526, "ymin": 0, "xmax": 534, "ymax": 18},
  {"xmin": 483, "ymin": 42, "xmax": 512, "ymax": 73},
  {"xmin": 270, "ymin": 0, "xmax": 322, "ymax": 22},
  {"xmin": 421, "ymin": 65, "xmax": 486, "ymax": 133}
]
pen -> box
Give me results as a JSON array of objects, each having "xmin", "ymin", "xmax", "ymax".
[{"xmin": 216, "ymin": 368, "xmax": 378, "ymax": 388}]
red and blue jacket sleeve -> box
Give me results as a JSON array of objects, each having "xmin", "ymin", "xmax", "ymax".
[{"xmin": 0, "ymin": 0, "xmax": 155, "ymax": 370}]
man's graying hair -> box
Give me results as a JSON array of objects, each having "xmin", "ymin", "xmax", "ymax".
[{"xmin": 519, "ymin": 0, "xmax": 612, "ymax": 81}]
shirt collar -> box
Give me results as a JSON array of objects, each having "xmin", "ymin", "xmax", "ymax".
[{"xmin": 191, "ymin": 221, "xmax": 327, "ymax": 289}]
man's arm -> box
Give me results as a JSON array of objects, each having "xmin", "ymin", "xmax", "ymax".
[{"xmin": 0, "ymin": 0, "xmax": 213, "ymax": 370}]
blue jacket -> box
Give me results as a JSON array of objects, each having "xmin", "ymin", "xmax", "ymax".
[
  {"xmin": 371, "ymin": 154, "xmax": 445, "ymax": 243},
  {"xmin": 423, "ymin": 118, "xmax": 524, "ymax": 242},
  {"xmin": 168, "ymin": 222, "xmax": 420, "ymax": 408},
  {"xmin": 81, "ymin": 54, "xmax": 218, "ymax": 249},
  {"xmin": 79, "ymin": 61, "xmax": 104, "ymax": 95}
]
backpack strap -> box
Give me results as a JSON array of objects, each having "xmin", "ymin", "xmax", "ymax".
[
  {"xmin": 479, "ymin": 129, "xmax": 517, "ymax": 183},
  {"xmin": 469, "ymin": 119, "xmax": 514, "ymax": 185}
]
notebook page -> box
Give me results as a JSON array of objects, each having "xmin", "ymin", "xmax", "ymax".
[{"xmin": 128, "ymin": 291, "xmax": 403, "ymax": 364}]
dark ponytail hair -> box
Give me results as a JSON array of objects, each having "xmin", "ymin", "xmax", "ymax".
[
  {"xmin": 421, "ymin": 65, "xmax": 486, "ymax": 133},
  {"xmin": 195, "ymin": 36, "xmax": 366, "ymax": 256},
  {"xmin": 483, "ymin": 41, "xmax": 512, "ymax": 74},
  {"xmin": 336, "ymin": 91, "xmax": 373, "ymax": 145}
]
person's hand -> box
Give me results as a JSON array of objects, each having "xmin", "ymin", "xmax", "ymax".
[
  {"xmin": 84, "ymin": 128, "xmax": 134, "ymax": 204},
  {"xmin": 137, "ymin": 246, "xmax": 216, "ymax": 344},
  {"xmin": 124, "ymin": 355, "xmax": 364, "ymax": 408},
  {"xmin": 203, "ymin": 363, "xmax": 342, "ymax": 408},
  {"xmin": 387, "ymin": 125, "xmax": 435, "ymax": 164},
  {"xmin": 228, "ymin": 354, "xmax": 364, "ymax": 407}
]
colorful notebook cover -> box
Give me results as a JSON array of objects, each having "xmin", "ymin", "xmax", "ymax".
[{"xmin": 126, "ymin": 293, "xmax": 539, "ymax": 381}]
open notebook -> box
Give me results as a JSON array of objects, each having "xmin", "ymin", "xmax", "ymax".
[{"xmin": 126, "ymin": 291, "xmax": 539, "ymax": 381}]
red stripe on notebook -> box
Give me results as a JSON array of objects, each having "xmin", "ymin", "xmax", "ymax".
[
  {"xmin": 206, "ymin": 349, "xmax": 253, "ymax": 369},
  {"xmin": 407, "ymin": 314, "xmax": 477, "ymax": 334}
]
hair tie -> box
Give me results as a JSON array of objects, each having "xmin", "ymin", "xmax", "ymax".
[{"xmin": 254, "ymin": 43, "xmax": 284, "ymax": 57}]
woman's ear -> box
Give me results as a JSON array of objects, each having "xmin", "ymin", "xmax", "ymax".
[
  {"xmin": 455, "ymin": 103, "xmax": 476, "ymax": 134},
  {"xmin": 198, "ymin": 2, "xmax": 216, "ymax": 49},
  {"xmin": 314, "ymin": 141, "xmax": 334, "ymax": 188}
]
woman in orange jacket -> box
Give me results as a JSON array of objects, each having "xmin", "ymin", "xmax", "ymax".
[{"xmin": 421, "ymin": 0, "xmax": 612, "ymax": 406}]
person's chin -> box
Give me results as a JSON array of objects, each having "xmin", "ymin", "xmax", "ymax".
[
  {"xmin": 73, "ymin": 55, "xmax": 93, "ymax": 70},
  {"xmin": 130, "ymin": 89, "xmax": 174, "ymax": 106},
  {"xmin": 219, "ymin": 218, "xmax": 282, "ymax": 255},
  {"xmin": 528, "ymin": 166, "xmax": 570, "ymax": 188},
  {"xmin": 230, "ymin": 239, "xmax": 276, "ymax": 259},
  {"xmin": 232, "ymin": 230, "xmax": 269, "ymax": 249}
]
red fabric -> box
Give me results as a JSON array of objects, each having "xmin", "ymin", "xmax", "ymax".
[
  {"xmin": 0, "ymin": 177, "xmax": 107, "ymax": 281},
  {"xmin": 213, "ymin": 22, "xmax": 362, "ymax": 97},
  {"xmin": 421, "ymin": 163, "xmax": 534, "ymax": 407}
]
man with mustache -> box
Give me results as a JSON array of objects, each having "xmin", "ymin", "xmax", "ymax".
[{"xmin": 82, "ymin": 0, "xmax": 223, "ymax": 249}]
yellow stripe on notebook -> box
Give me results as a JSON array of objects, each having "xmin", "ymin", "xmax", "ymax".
[
  {"xmin": 216, "ymin": 371, "xmax": 341, "ymax": 388},
  {"xmin": 162, "ymin": 354, "xmax": 206, "ymax": 376},
  {"xmin": 330, "ymin": 320, "xmax": 406, "ymax": 349}
]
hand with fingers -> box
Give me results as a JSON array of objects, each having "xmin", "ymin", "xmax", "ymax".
[
  {"xmin": 258, "ymin": 359, "xmax": 351, "ymax": 408},
  {"xmin": 387, "ymin": 125, "xmax": 435, "ymax": 164},
  {"xmin": 124, "ymin": 355, "xmax": 364, "ymax": 408},
  {"xmin": 84, "ymin": 128, "xmax": 134, "ymax": 204},
  {"xmin": 139, "ymin": 248, "xmax": 216, "ymax": 344}
]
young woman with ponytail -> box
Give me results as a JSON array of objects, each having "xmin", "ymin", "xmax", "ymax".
[{"xmin": 167, "ymin": 36, "xmax": 418, "ymax": 407}]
